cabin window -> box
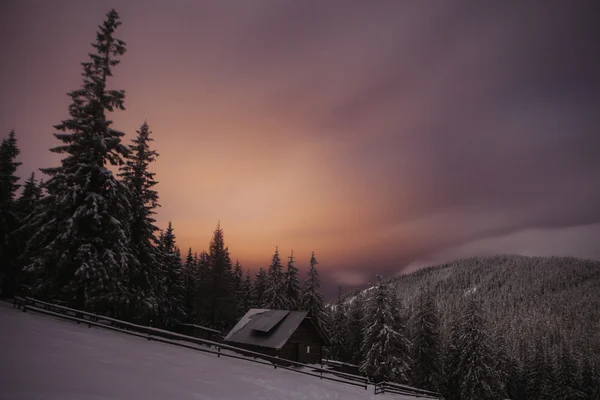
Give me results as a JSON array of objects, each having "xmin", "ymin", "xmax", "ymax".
[{"xmin": 306, "ymin": 345, "xmax": 310, "ymax": 354}]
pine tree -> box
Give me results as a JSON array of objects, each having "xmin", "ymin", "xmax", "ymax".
[
  {"xmin": 16, "ymin": 173, "xmax": 41, "ymax": 219},
  {"xmin": 347, "ymin": 293, "xmax": 366, "ymax": 365},
  {"xmin": 21, "ymin": 10, "xmax": 135, "ymax": 315},
  {"xmin": 252, "ymin": 267, "xmax": 268, "ymax": 308},
  {"xmin": 0, "ymin": 130, "xmax": 22, "ymax": 296},
  {"xmin": 300, "ymin": 252, "xmax": 327, "ymax": 329},
  {"xmin": 284, "ymin": 249, "xmax": 301, "ymax": 310},
  {"xmin": 329, "ymin": 297, "xmax": 349, "ymax": 361},
  {"xmin": 182, "ymin": 247, "xmax": 197, "ymax": 321},
  {"xmin": 263, "ymin": 246, "xmax": 289, "ymax": 309},
  {"xmin": 200, "ymin": 222, "xmax": 235, "ymax": 330},
  {"xmin": 157, "ymin": 222, "xmax": 186, "ymax": 328},
  {"xmin": 410, "ymin": 288, "xmax": 441, "ymax": 391},
  {"xmin": 236, "ymin": 268, "xmax": 253, "ymax": 317},
  {"xmin": 118, "ymin": 121, "xmax": 161, "ymax": 321},
  {"xmin": 360, "ymin": 278, "xmax": 411, "ymax": 383},
  {"xmin": 232, "ymin": 260, "xmax": 243, "ymax": 299},
  {"xmin": 450, "ymin": 297, "xmax": 503, "ymax": 400},
  {"xmin": 192, "ymin": 250, "xmax": 208, "ymax": 322},
  {"xmin": 554, "ymin": 344, "xmax": 584, "ymax": 400}
]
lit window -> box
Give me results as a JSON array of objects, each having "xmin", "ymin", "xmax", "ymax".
[{"xmin": 306, "ymin": 345, "xmax": 310, "ymax": 354}]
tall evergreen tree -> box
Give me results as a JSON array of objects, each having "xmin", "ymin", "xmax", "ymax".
[
  {"xmin": 16, "ymin": 173, "xmax": 41, "ymax": 219},
  {"xmin": 192, "ymin": 250, "xmax": 208, "ymax": 322},
  {"xmin": 284, "ymin": 249, "xmax": 301, "ymax": 310},
  {"xmin": 20, "ymin": 10, "xmax": 135, "ymax": 315},
  {"xmin": 264, "ymin": 246, "xmax": 289, "ymax": 309},
  {"xmin": 235, "ymin": 268, "xmax": 253, "ymax": 317},
  {"xmin": 232, "ymin": 260, "xmax": 243, "ymax": 299},
  {"xmin": 410, "ymin": 288, "xmax": 441, "ymax": 391},
  {"xmin": 118, "ymin": 121, "xmax": 160, "ymax": 320},
  {"xmin": 201, "ymin": 222, "xmax": 235, "ymax": 330},
  {"xmin": 157, "ymin": 222, "xmax": 185, "ymax": 328},
  {"xmin": 182, "ymin": 247, "xmax": 197, "ymax": 321},
  {"xmin": 0, "ymin": 130, "xmax": 22, "ymax": 296},
  {"xmin": 347, "ymin": 293, "xmax": 366, "ymax": 365},
  {"xmin": 252, "ymin": 267, "xmax": 268, "ymax": 308},
  {"xmin": 300, "ymin": 251, "xmax": 327, "ymax": 329},
  {"xmin": 328, "ymin": 297, "xmax": 350, "ymax": 362},
  {"xmin": 360, "ymin": 277, "xmax": 411, "ymax": 383},
  {"xmin": 448, "ymin": 297, "xmax": 503, "ymax": 400}
]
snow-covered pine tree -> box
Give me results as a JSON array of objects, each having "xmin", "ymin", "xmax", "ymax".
[
  {"xmin": 21, "ymin": 10, "xmax": 136, "ymax": 315},
  {"xmin": 201, "ymin": 222, "xmax": 235, "ymax": 330},
  {"xmin": 252, "ymin": 267, "xmax": 268, "ymax": 308},
  {"xmin": 118, "ymin": 121, "xmax": 161, "ymax": 321},
  {"xmin": 263, "ymin": 247, "xmax": 289, "ymax": 309},
  {"xmin": 526, "ymin": 338, "xmax": 556, "ymax": 400},
  {"xmin": 328, "ymin": 296, "xmax": 349, "ymax": 362},
  {"xmin": 300, "ymin": 251, "xmax": 328, "ymax": 331},
  {"xmin": 16, "ymin": 173, "xmax": 41, "ymax": 219},
  {"xmin": 360, "ymin": 278, "xmax": 411, "ymax": 383},
  {"xmin": 284, "ymin": 249, "xmax": 300, "ymax": 310},
  {"xmin": 347, "ymin": 293, "xmax": 366, "ymax": 365},
  {"xmin": 450, "ymin": 296, "xmax": 504, "ymax": 400},
  {"xmin": 157, "ymin": 222, "xmax": 186, "ymax": 328},
  {"xmin": 409, "ymin": 287, "xmax": 441, "ymax": 391},
  {"xmin": 192, "ymin": 250, "xmax": 208, "ymax": 321},
  {"xmin": 182, "ymin": 247, "xmax": 197, "ymax": 321},
  {"xmin": 0, "ymin": 130, "xmax": 22, "ymax": 296},
  {"xmin": 554, "ymin": 343, "xmax": 584, "ymax": 400}
]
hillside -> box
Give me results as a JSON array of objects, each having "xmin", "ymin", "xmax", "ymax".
[
  {"xmin": 343, "ymin": 254, "xmax": 600, "ymax": 363},
  {"xmin": 0, "ymin": 302, "xmax": 416, "ymax": 400},
  {"xmin": 392, "ymin": 255, "xmax": 599, "ymax": 355}
]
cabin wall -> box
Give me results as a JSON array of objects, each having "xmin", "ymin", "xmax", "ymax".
[{"xmin": 279, "ymin": 319, "xmax": 324, "ymax": 364}]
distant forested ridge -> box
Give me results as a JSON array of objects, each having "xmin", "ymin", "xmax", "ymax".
[{"xmin": 327, "ymin": 255, "xmax": 600, "ymax": 399}]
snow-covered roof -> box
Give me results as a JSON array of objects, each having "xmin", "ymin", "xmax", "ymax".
[{"xmin": 223, "ymin": 309, "xmax": 313, "ymax": 350}]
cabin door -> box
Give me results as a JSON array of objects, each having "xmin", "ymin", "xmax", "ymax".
[{"xmin": 297, "ymin": 343, "xmax": 310, "ymax": 364}]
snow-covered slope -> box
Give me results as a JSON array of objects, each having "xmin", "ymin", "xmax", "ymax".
[{"xmin": 0, "ymin": 302, "xmax": 416, "ymax": 400}]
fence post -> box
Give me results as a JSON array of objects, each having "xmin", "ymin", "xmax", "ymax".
[
  {"xmin": 320, "ymin": 362, "xmax": 323, "ymax": 379},
  {"xmin": 147, "ymin": 320, "xmax": 152, "ymax": 341},
  {"xmin": 217, "ymin": 345, "xmax": 221, "ymax": 357}
]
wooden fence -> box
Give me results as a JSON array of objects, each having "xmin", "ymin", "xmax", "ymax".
[
  {"xmin": 13, "ymin": 297, "xmax": 369, "ymax": 390},
  {"xmin": 374, "ymin": 380, "xmax": 441, "ymax": 398}
]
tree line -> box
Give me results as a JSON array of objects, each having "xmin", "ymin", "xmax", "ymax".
[{"xmin": 0, "ymin": 9, "xmax": 328, "ymax": 334}]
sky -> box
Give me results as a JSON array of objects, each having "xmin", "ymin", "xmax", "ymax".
[{"xmin": 1, "ymin": 0, "xmax": 599, "ymax": 299}]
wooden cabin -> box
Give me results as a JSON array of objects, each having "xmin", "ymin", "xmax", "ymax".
[{"xmin": 223, "ymin": 309, "xmax": 330, "ymax": 364}]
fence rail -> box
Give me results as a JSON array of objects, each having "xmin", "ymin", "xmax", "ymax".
[
  {"xmin": 14, "ymin": 296, "xmax": 369, "ymax": 390},
  {"xmin": 374, "ymin": 380, "xmax": 441, "ymax": 398}
]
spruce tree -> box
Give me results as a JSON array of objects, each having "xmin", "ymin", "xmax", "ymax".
[
  {"xmin": 300, "ymin": 251, "xmax": 327, "ymax": 329},
  {"xmin": 554, "ymin": 344, "xmax": 584, "ymax": 399},
  {"xmin": 235, "ymin": 268, "xmax": 253, "ymax": 317},
  {"xmin": 118, "ymin": 121, "xmax": 161, "ymax": 320},
  {"xmin": 157, "ymin": 222, "xmax": 186, "ymax": 328},
  {"xmin": 232, "ymin": 260, "xmax": 243, "ymax": 300},
  {"xmin": 201, "ymin": 222, "xmax": 235, "ymax": 330},
  {"xmin": 21, "ymin": 10, "xmax": 135, "ymax": 314},
  {"xmin": 192, "ymin": 250, "xmax": 208, "ymax": 322},
  {"xmin": 252, "ymin": 267, "xmax": 268, "ymax": 308},
  {"xmin": 329, "ymin": 298, "xmax": 349, "ymax": 362},
  {"xmin": 16, "ymin": 173, "xmax": 41, "ymax": 219},
  {"xmin": 347, "ymin": 293, "xmax": 366, "ymax": 365},
  {"xmin": 182, "ymin": 247, "xmax": 197, "ymax": 321},
  {"xmin": 450, "ymin": 297, "xmax": 503, "ymax": 400},
  {"xmin": 0, "ymin": 130, "xmax": 22, "ymax": 296},
  {"xmin": 264, "ymin": 246, "xmax": 288, "ymax": 309},
  {"xmin": 410, "ymin": 288, "xmax": 441, "ymax": 391},
  {"xmin": 284, "ymin": 249, "xmax": 301, "ymax": 310},
  {"xmin": 360, "ymin": 278, "xmax": 411, "ymax": 383}
]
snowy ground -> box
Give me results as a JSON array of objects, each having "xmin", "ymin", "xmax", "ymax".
[{"xmin": 0, "ymin": 302, "xmax": 417, "ymax": 400}]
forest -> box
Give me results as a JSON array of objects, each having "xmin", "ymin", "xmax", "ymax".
[
  {"xmin": 328, "ymin": 255, "xmax": 600, "ymax": 399},
  {"xmin": 0, "ymin": 9, "xmax": 598, "ymax": 400}
]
